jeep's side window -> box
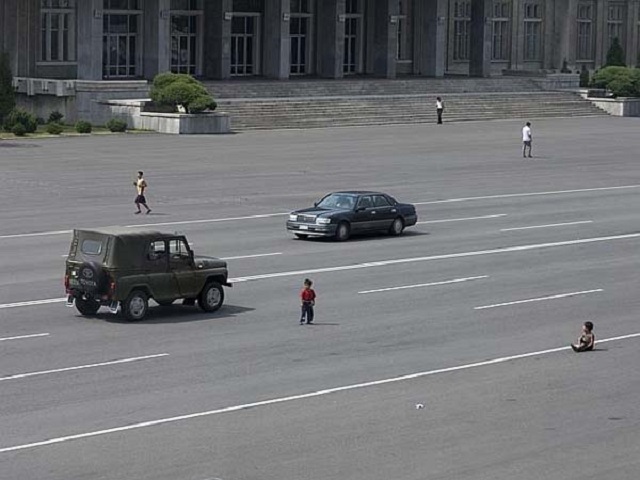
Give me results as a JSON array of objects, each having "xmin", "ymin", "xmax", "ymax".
[
  {"xmin": 81, "ymin": 239, "xmax": 102, "ymax": 255},
  {"xmin": 148, "ymin": 240, "xmax": 166, "ymax": 261},
  {"xmin": 169, "ymin": 239, "xmax": 190, "ymax": 259}
]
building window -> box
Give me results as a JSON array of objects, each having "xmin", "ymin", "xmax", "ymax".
[
  {"xmin": 170, "ymin": 0, "xmax": 202, "ymax": 75},
  {"xmin": 396, "ymin": 0, "xmax": 413, "ymax": 61},
  {"xmin": 102, "ymin": 0, "xmax": 142, "ymax": 79},
  {"xmin": 345, "ymin": 0, "xmax": 360, "ymax": 15},
  {"xmin": 523, "ymin": 2, "xmax": 542, "ymax": 61},
  {"xmin": 452, "ymin": 1, "xmax": 471, "ymax": 61},
  {"xmin": 607, "ymin": 2, "xmax": 626, "ymax": 51},
  {"xmin": 492, "ymin": 1, "xmax": 510, "ymax": 61},
  {"xmin": 40, "ymin": 0, "xmax": 76, "ymax": 63},
  {"xmin": 576, "ymin": 1, "xmax": 594, "ymax": 61},
  {"xmin": 290, "ymin": 0, "xmax": 314, "ymax": 75}
]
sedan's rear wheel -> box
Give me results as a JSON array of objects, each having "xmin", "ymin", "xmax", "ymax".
[
  {"xmin": 122, "ymin": 290, "xmax": 149, "ymax": 322},
  {"xmin": 335, "ymin": 222, "xmax": 350, "ymax": 242},
  {"xmin": 389, "ymin": 217, "xmax": 405, "ymax": 236}
]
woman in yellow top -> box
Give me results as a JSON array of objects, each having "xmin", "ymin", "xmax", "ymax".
[{"xmin": 134, "ymin": 171, "xmax": 151, "ymax": 214}]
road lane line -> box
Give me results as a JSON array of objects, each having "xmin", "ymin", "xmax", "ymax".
[
  {"xmin": 0, "ymin": 353, "xmax": 169, "ymax": 382},
  {"xmin": 417, "ymin": 214, "xmax": 506, "ymax": 224},
  {"xmin": 0, "ymin": 298, "xmax": 67, "ymax": 310},
  {"xmin": 228, "ymin": 232, "xmax": 640, "ymax": 283},
  {"xmin": 0, "ymin": 230, "xmax": 72, "ymax": 240},
  {"xmin": 0, "ymin": 333, "xmax": 50, "ymax": 342},
  {"xmin": 359, "ymin": 276, "xmax": 488, "ymax": 294},
  {"xmin": 221, "ymin": 252, "xmax": 282, "ymax": 261},
  {"xmin": 414, "ymin": 184, "xmax": 640, "ymax": 205},
  {"xmin": 125, "ymin": 213, "xmax": 289, "ymax": 229},
  {"xmin": 475, "ymin": 289, "xmax": 603, "ymax": 310},
  {"xmin": 2, "ymin": 332, "xmax": 639, "ymax": 454},
  {"xmin": 500, "ymin": 221, "xmax": 593, "ymax": 232}
]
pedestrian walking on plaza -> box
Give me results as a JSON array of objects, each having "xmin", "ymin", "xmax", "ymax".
[
  {"xmin": 133, "ymin": 171, "xmax": 151, "ymax": 214},
  {"xmin": 436, "ymin": 97, "xmax": 444, "ymax": 124},
  {"xmin": 522, "ymin": 121, "xmax": 533, "ymax": 158},
  {"xmin": 571, "ymin": 321, "xmax": 595, "ymax": 352},
  {"xmin": 299, "ymin": 278, "xmax": 316, "ymax": 325}
]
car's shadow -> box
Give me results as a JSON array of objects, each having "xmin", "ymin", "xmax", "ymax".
[
  {"xmin": 95, "ymin": 304, "xmax": 254, "ymax": 324},
  {"xmin": 298, "ymin": 230, "xmax": 429, "ymax": 243}
]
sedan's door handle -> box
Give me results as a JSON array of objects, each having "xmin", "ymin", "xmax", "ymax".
[
  {"xmin": 371, "ymin": 210, "xmax": 377, "ymax": 215},
  {"xmin": 391, "ymin": 209, "xmax": 397, "ymax": 213}
]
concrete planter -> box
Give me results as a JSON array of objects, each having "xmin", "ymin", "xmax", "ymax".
[
  {"xmin": 579, "ymin": 91, "xmax": 640, "ymax": 116},
  {"xmin": 103, "ymin": 99, "xmax": 231, "ymax": 134}
]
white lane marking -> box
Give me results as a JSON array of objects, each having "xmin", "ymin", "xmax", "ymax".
[
  {"xmin": 229, "ymin": 232, "xmax": 640, "ymax": 283},
  {"xmin": 0, "ymin": 353, "xmax": 169, "ymax": 382},
  {"xmin": 0, "ymin": 298, "xmax": 67, "ymax": 310},
  {"xmin": 475, "ymin": 289, "xmax": 603, "ymax": 310},
  {"xmin": 417, "ymin": 214, "xmax": 506, "ymax": 224},
  {"xmin": 414, "ymin": 185, "xmax": 640, "ymax": 205},
  {"xmin": 0, "ymin": 333, "xmax": 50, "ymax": 342},
  {"xmin": 0, "ymin": 230, "xmax": 72, "ymax": 240},
  {"xmin": 358, "ymin": 276, "xmax": 488, "ymax": 294},
  {"xmin": 2, "ymin": 331, "xmax": 639, "ymax": 454},
  {"xmin": 500, "ymin": 220, "xmax": 593, "ymax": 232},
  {"xmin": 221, "ymin": 252, "xmax": 282, "ymax": 261},
  {"xmin": 125, "ymin": 213, "xmax": 288, "ymax": 229}
]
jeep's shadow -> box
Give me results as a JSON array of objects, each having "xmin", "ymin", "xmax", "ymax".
[{"xmin": 98, "ymin": 304, "xmax": 254, "ymax": 324}]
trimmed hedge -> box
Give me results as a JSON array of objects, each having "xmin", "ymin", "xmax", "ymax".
[
  {"xmin": 48, "ymin": 110, "xmax": 64, "ymax": 124},
  {"xmin": 149, "ymin": 72, "xmax": 216, "ymax": 114},
  {"xmin": 46, "ymin": 122, "xmax": 64, "ymax": 135},
  {"xmin": 591, "ymin": 66, "xmax": 640, "ymax": 97},
  {"xmin": 106, "ymin": 118, "xmax": 127, "ymax": 132},
  {"xmin": 3, "ymin": 108, "xmax": 38, "ymax": 133},
  {"xmin": 75, "ymin": 120, "xmax": 92, "ymax": 133},
  {"xmin": 11, "ymin": 123, "xmax": 26, "ymax": 136}
]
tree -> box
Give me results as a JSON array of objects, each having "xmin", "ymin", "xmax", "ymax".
[
  {"xmin": 0, "ymin": 52, "xmax": 15, "ymax": 123},
  {"xmin": 605, "ymin": 37, "xmax": 626, "ymax": 67},
  {"xmin": 149, "ymin": 73, "xmax": 216, "ymax": 114}
]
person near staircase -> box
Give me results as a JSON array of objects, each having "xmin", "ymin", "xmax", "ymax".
[
  {"xmin": 522, "ymin": 122, "xmax": 533, "ymax": 158},
  {"xmin": 436, "ymin": 97, "xmax": 444, "ymax": 124}
]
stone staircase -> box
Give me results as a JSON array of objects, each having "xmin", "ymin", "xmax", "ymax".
[{"xmin": 204, "ymin": 78, "xmax": 608, "ymax": 131}]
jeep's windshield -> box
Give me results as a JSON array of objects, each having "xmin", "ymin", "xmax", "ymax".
[{"xmin": 316, "ymin": 194, "xmax": 357, "ymax": 210}]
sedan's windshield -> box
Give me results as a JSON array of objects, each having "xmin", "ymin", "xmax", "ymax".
[{"xmin": 317, "ymin": 194, "xmax": 357, "ymax": 210}]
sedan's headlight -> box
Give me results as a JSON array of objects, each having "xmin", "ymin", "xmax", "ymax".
[
  {"xmin": 289, "ymin": 214, "xmax": 298, "ymax": 221},
  {"xmin": 316, "ymin": 217, "xmax": 332, "ymax": 225}
]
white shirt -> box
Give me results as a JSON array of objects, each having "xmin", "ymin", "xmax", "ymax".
[
  {"xmin": 436, "ymin": 100, "xmax": 444, "ymax": 110},
  {"xmin": 522, "ymin": 126, "xmax": 532, "ymax": 142}
]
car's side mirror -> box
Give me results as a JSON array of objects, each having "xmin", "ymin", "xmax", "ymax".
[{"xmin": 314, "ymin": 201, "xmax": 318, "ymax": 207}]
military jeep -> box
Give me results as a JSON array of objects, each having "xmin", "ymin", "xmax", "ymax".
[{"xmin": 64, "ymin": 228, "xmax": 231, "ymax": 321}]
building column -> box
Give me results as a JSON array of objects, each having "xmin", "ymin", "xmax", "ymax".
[
  {"xmin": 626, "ymin": 0, "xmax": 639, "ymax": 66},
  {"xmin": 594, "ymin": 0, "xmax": 606, "ymax": 67},
  {"xmin": 203, "ymin": 0, "xmax": 232, "ymax": 79},
  {"xmin": 542, "ymin": 0, "xmax": 556, "ymax": 69},
  {"xmin": 414, "ymin": 0, "xmax": 447, "ymax": 77},
  {"xmin": 556, "ymin": 0, "xmax": 578, "ymax": 71},
  {"xmin": 264, "ymin": 0, "xmax": 290, "ymax": 79},
  {"xmin": 469, "ymin": 0, "xmax": 492, "ymax": 77},
  {"xmin": 372, "ymin": 0, "xmax": 399, "ymax": 78},
  {"xmin": 317, "ymin": 0, "xmax": 346, "ymax": 78},
  {"xmin": 143, "ymin": 0, "xmax": 171, "ymax": 80},
  {"xmin": 77, "ymin": 0, "xmax": 104, "ymax": 80}
]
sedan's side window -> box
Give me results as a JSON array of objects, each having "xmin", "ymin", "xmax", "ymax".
[
  {"xmin": 373, "ymin": 195, "xmax": 392, "ymax": 207},
  {"xmin": 148, "ymin": 240, "xmax": 166, "ymax": 261},
  {"xmin": 357, "ymin": 196, "xmax": 374, "ymax": 209},
  {"xmin": 169, "ymin": 239, "xmax": 190, "ymax": 260}
]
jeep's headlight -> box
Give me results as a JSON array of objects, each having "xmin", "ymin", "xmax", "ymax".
[
  {"xmin": 289, "ymin": 214, "xmax": 298, "ymax": 221},
  {"xmin": 317, "ymin": 217, "xmax": 331, "ymax": 225}
]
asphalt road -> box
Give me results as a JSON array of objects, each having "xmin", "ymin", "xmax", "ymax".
[{"xmin": 1, "ymin": 116, "xmax": 640, "ymax": 480}]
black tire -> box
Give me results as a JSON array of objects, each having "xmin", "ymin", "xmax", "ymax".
[
  {"xmin": 295, "ymin": 234, "xmax": 309, "ymax": 239},
  {"xmin": 122, "ymin": 290, "xmax": 149, "ymax": 322},
  {"xmin": 77, "ymin": 262, "xmax": 107, "ymax": 294},
  {"xmin": 389, "ymin": 217, "xmax": 405, "ymax": 236},
  {"xmin": 75, "ymin": 297, "xmax": 100, "ymax": 316},
  {"xmin": 156, "ymin": 299, "xmax": 174, "ymax": 307},
  {"xmin": 335, "ymin": 222, "xmax": 350, "ymax": 242},
  {"xmin": 198, "ymin": 282, "xmax": 224, "ymax": 312}
]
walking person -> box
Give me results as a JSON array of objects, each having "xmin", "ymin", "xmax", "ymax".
[
  {"xmin": 436, "ymin": 97, "xmax": 444, "ymax": 124},
  {"xmin": 133, "ymin": 171, "xmax": 151, "ymax": 214},
  {"xmin": 299, "ymin": 278, "xmax": 316, "ymax": 325},
  {"xmin": 522, "ymin": 121, "xmax": 533, "ymax": 158},
  {"xmin": 571, "ymin": 321, "xmax": 595, "ymax": 352}
]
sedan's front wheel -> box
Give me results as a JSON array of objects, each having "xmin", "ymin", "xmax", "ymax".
[{"xmin": 335, "ymin": 222, "xmax": 351, "ymax": 242}]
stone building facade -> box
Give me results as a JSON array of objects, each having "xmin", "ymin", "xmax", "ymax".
[{"xmin": 1, "ymin": 0, "xmax": 639, "ymax": 83}]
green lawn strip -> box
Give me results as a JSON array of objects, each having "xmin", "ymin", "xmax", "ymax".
[{"xmin": 0, "ymin": 125, "xmax": 152, "ymax": 139}]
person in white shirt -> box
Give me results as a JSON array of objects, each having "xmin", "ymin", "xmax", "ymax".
[
  {"xmin": 436, "ymin": 97, "xmax": 444, "ymax": 124},
  {"xmin": 522, "ymin": 122, "xmax": 532, "ymax": 158}
]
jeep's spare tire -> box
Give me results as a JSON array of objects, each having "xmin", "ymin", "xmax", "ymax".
[{"xmin": 77, "ymin": 262, "xmax": 107, "ymax": 294}]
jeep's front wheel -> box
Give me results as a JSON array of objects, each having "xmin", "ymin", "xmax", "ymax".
[
  {"xmin": 75, "ymin": 297, "xmax": 100, "ymax": 316},
  {"xmin": 198, "ymin": 282, "xmax": 224, "ymax": 313},
  {"xmin": 122, "ymin": 290, "xmax": 149, "ymax": 321}
]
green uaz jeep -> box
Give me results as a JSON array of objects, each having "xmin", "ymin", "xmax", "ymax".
[{"xmin": 64, "ymin": 228, "xmax": 231, "ymax": 321}]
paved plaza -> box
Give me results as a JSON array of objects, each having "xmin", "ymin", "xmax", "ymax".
[{"xmin": 1, "ymin": 116, "xmax": 640, "ymax": 479}]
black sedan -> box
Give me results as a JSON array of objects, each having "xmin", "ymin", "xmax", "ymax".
[{"xmin": 287, "ymin": 191, "xmax": 418, "ymax": 241}]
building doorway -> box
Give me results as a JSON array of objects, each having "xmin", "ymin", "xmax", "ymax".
[
  {"xmin": 170, "ymin": 0, "xmax": 203, "ymax": 75},
  {"xmin": 343, "ymin": 0, "xmax": 364, "ymax": 74},
  {"xmin": 290, "ymin": 0, "xmax": 314, "ymax": 75},
  {"xmin": 102, "ymin": 0, "xmax": 143, "ymax": 79},
  {"xmin": 231, "ymin": 14, "xmax": 261, "ymax": 76}
]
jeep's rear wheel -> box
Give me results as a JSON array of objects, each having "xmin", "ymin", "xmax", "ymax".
[
  {"xmin": 75, "ymin": 297, "xmax": 100, "ymax": 316},
  {"xmin": 198, "ymin": 282, "xmax": 224, "ymax": 312},
  {"xmin": 123, "ymin": 290, "xmax": 149, "ymax": 321}
]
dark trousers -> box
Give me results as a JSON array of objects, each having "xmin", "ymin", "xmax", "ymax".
[
  {"xmin": 301, "ymin": 302, "xmax": 314, "ymax": 323},
  {"xmin": 437, "ymin": 108, "xmax": 443, "ymax": 124}
]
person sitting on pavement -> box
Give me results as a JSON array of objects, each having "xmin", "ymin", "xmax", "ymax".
[{"xmin": 571, "ymin": 321, "xmax": 595, "ymax": 352}]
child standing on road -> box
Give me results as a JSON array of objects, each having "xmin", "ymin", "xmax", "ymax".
[
  {"xmin": 571, "ymin": 321, "xmax": 595, "ymax": 352},
  {"xmin": 300, "ymin": 278, "xmax": 316, "ymax": 325}
]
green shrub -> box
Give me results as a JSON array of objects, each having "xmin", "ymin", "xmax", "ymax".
[
  {"xmin": 75, "ymin": 120, "xmax": 92, "ymax": 133},
  {"xmin": 106, "ymin": 118, "xmax": 128, "ymax": 132},
  {"xmin": 46, "ymin": 122, "xmax": 64, "ymax": 135},
  {"xmin": 591, "ymin": 66, "xmax": 640, "ymax": 97},
  {"xmin": 36, "ymin": 116, "xmax": 46, "ymax": 125},
  {"xmin": 11, "ymin": 123, "xmax": 26, "ymax": 136},
  {"xmin": 48, "ymin": 110, "xmax": 64, "ymax": 123},
  {"xmin": 605, "ymin": 37, "xmax": 626, "ymax": 67},
  {"xmin": 0, "ymin": 52, "xmax": 15, "ymax": 124},
  {"xmin": 149, "ymin": 72, "xmax": 216, "ymax": 113},
  {"xmin": 3, "ymin": 108, "xmax": 38, "ymax": 133}
]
